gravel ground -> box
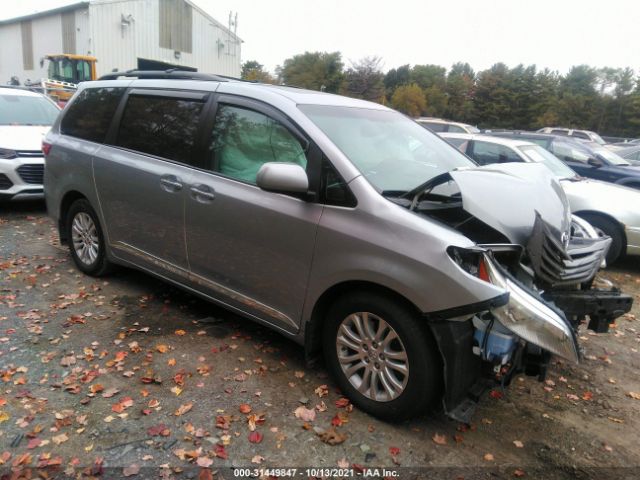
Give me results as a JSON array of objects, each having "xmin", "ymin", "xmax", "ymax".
[{"xmin": 1, "ymin": 201, "xmax": 640, "ymax": 480}]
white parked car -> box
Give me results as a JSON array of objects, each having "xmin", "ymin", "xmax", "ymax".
[
  {"xmin": 441, "ymin": 132, "xmax": 640, "ymax": 264},
  {"xmin": 415, "ymin": 117, "xmax": 480, "ymax": 134},
  {"xmin": 536, "ymin": 127, "xmax": 606, "ymax": 145},
  {"xmin": 0, "ymin": 86, "xmax": 60, "ymax": 201}
]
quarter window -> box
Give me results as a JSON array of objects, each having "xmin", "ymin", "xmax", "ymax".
[
  {"xmin": 470, "ymin": 141, "xmax": 521, "ymax": 165},
  {"xmin": 61, "ymin": 87, "xmax": 124, "ymax": 143},
  {"xmin": 115, "ymin": 95, "xmax": 204, "ymax": 164},
  {"xmin": 208, "ymin": 105, "xmax": 307, "ymax": 184}
]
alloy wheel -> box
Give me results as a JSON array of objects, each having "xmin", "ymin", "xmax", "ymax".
[
  {"xmin": 336, "ymin": 312, "xmax": 409, "ymax": 402},
  {"xmin": 71, "ymin": 212, "xmax": 99, "ymax": 266}
]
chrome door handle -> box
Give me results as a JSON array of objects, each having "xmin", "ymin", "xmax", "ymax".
[
  {"xmin": 190, "ymin": 185, "xmax": 215, "ymax": 202},
  {"xmin": 160, "ymin": 175, "xmax": 183, "ymax": 192}
]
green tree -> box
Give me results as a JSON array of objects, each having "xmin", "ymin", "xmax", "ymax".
[
  {"xmin": 277, "ymin": 51, "xmax": 344, "ymax": 92},
  {"xmin": 391, "ymin": 83, "xmax": 426, "ymax": 117},
  {"xmin": 241, "ymin": 60, "xmax": 275, "ymax": 83},
  {"xmin": 384, "ymin": 64, "xmax": 410, "ymax": 96},
  {"xmin": 410, "ymin": 64, "xmax": 446, "ymax": 90},
  {"xmin": 423, "ymin": 85, "xmax": 448, "ymax": 117},
  {"xmin": 445, "ymin": 62, "xmax": 475, "ymax": 122},
  {"xmin": 341, "ymin": 56, "xmax": 385, "ymax": 102}
]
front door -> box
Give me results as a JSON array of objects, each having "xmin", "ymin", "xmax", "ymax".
[{"xmin": 185, "ymin": 97, "xmax": 323, "ymax": 333}]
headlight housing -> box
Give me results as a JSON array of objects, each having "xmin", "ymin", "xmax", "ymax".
[{"xmin": 0, "ymin": 148, "xmax": 17, "ymax": 159}]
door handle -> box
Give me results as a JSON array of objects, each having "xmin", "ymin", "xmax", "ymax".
[
  {"xmin": 160, "ymin": 175, "xmax": 183, "ymax": 192},
  {"xmin": 190, "ymin": 184, "xmax": 215, "ymax": 203}
]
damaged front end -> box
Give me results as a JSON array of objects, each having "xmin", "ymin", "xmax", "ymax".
[{"xmin": 389, "ymin": 163, "xmax": 633, "ymax": 422}]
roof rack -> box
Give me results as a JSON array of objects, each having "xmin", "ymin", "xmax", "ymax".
[{"xmin": 98, "ymin": 69, "xmax": 239, "ymax": 82}]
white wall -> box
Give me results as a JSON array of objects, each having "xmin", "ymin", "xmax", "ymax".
[
  {"xmin": 0, "ymin": 13, "xmax": 65, "ymax": 84},
  {"xmin": 89, "ymin": 0, "xmax": 241, "ymax": 77}
]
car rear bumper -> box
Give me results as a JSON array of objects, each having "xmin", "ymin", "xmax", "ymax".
[{"xmin": 0, "ymin": 157, "xmax": 44, "ymax": 200}]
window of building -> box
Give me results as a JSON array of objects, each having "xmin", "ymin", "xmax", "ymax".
[
  {"xmin": 159, "ymin": 0, "xmax": 193, "ymax": 53},
  {"xmin": 208, "ymin": 105, "xmax": 307, "ymax": 184},
  {"xmin": 21, "ymin": 21, "xmax": 33, "ymax": 70},
  {"xmin": 61, "ymin": 87, "xmax": 125, "ymax": 143},
  {"xmin": 116, "ymin": 94, "xmax": 204, "ymax": 163}
]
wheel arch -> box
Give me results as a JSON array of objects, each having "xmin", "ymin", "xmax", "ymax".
[
  {"xmin": 304, "ymin": 280, "xmax": 423, "ymax": 363},
  {"xmin": 574, "ymin": 210, "xmax": 627, "ymax": 246},
  {"xmin": 58, "ymin": 190, "xmax": 89, "ymax": 244}
]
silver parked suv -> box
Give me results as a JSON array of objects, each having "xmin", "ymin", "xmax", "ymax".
[{"xmin": 44, "ymin": 71, "xmax": 631, "ymax": 421}]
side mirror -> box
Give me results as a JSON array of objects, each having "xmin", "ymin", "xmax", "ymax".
[
  {"xmin": 256, "ymin": 162, "xmax": 309, "ymax": 195},
  {"xmin": 587, "ymin": 157, "xmax": 603, "ymax": 168}
]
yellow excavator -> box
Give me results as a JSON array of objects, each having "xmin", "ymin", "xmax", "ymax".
[{"xmin": 25, "ymin": 54, "xmax": 97, "ymax": 106}]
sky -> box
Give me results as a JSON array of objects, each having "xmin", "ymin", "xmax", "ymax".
[{"xmin": 2, "ymin": 0, "xmax": 639, "ymax": 75}]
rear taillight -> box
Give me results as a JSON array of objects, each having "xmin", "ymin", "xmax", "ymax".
[{"xmin": 42, "ymin": 141, "xmax": 52, "ymax": 156}]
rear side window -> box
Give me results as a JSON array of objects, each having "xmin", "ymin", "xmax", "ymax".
[
  {"xmin": 116, "ymin": 95, "xmax": 205, "ymax": 164},
  {"xmin": 61, "ymin": 87, "xmax": 124, "ymax": 143},
  {"xmin": 571, "ymin": 131, "xmax": 589, "ymax": 140},
  {"xmin": 419, "ymin": 121, "xmax": 447, "ymax": 132},
  {"xmin": 447, "ymin": 124, "xmax": 466, "ymax": 133}
]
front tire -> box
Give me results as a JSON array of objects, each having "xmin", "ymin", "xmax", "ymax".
[
  {"xmin": 323, "ymin": 291, "xmax": 441, "ymax": 420},
  {"xmin": 66, "ymin": 199, "xmax": 113, "ymax": 276}
]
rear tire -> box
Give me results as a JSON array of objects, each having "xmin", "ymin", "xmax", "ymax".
[
  {"xmin": 323, "ymin": 291, "xmax": 441, "ymax": 420},
  {"xmin": 66, "ymin": 199, "xmax": 113, "ymax": 276},
  {"xmin": 578, "ymin": 214, "xmax": 624, "ymax": 265}
]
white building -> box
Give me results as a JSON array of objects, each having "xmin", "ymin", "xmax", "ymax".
[{"xmin": 0, "ymin": 0, "xmax": 242, "ymax": 84}]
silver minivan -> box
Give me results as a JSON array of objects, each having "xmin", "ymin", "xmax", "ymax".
[{"xmin": 43, "ymin": 71, "xmax": 631, "ymax": 421}]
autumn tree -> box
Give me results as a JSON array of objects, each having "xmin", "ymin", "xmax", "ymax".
[
  {"xmin": 341, "ymin": 56, "xmax": 385, "ymax": 102},
  {"xmin": 391, "ymin": 84, "xmax": 426, "ymax": 117},
  {"xmin": 241, "ymin": 60, "xmax": 275, "ymax": 83},
  {"xmin": 277, "ymin": 52, "xmax": 344, "ymax": 92}
]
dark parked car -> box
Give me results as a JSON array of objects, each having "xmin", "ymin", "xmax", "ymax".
[{"xmin": 488, "ymin": 131, "xmax": 640, "ymax": 189}]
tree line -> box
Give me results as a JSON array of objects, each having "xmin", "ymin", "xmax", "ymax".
[{"xmin": 241, "ymin": 53, "xmax": 640, "ymax": 138}]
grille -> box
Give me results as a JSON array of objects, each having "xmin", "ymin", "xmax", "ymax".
[
  {"xmin": 16, "ymin": 164, "xmax": 44, "ymax": 185},
  {"xmin": 16, "ymin": 150, "xmax": 43, "ymax": 158},
  {"xmin": 0, "ymin": 173, "xmax": 13, "ymax": 190},
  {"xmin": 527, "ymin": 214, "xmax": 610, "ymax": 286}
]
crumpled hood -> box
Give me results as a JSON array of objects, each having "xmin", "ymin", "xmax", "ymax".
[
  {"xmin": 0, "ymin": 126, "xmax": 50, "ymax": 151},
  {"xmin": 450, "ymin": 163, "xmax": 572, "ymax": 245}
]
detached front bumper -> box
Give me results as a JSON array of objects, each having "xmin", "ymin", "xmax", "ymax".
[{"xmin": 483, "ymin": 254, "xmax": 581, "ymax": 363}]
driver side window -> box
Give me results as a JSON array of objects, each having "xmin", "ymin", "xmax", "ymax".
[{"xmin": 208, "ymin": 105, "xmax": 307, "ymax": 184}]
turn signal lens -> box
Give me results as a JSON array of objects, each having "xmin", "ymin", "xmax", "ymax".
[{"xmin": 42, "ymin": 141, "xmax": 52, "ymax": 156}]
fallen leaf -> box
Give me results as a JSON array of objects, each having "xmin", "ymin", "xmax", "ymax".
[
  {"xmin": 251, "ymin": 455, "xmax": 265, "ymax": 464},
  {"xmin": 102, "ymin": 388, "xmax": 120, "ymax": 398},
  {"xmin": 196, "ymin": 457, "xmax": 213, "ymax": 468},
  {"xmin": 248, "ymin": 431, "xmax": 263, "ymax": 443},
  {"xmin": 294, "ymin": 406, "xmax": 316, "ymax": 422},
  {"xmin": 432, "ymin": 433, "xmax": 447, "ymax": 445},
  {"xmin": 316, "ymin": 427, "xmax": 346, "ymax": 445},
  {"xmin": 175, "ymin": 402, "xmax": 193, "ymax": 416},
  {"xmin": 514, "ymin": 469, "xmax": 526, "ymax": 477},
  {"xmin": 239, "ymin": 404, "xmax": 252, "ymax": 414},
  {"xmin": 123, "ymin": 464, "xmax": 140, "ymax": 477},
  {"xmin": 156, "ymin": 344, "xmax": 169, "ymax": 353},
  {"xmin": 513, "ymin": 440, "xmax": 524, "ymax": 448},
  {"xmin": 484, "ymin": 453, "xmax": 495, "ymax": 461},
  {"xmin": 51, "ymin": 433, "xmax": 69, "ymax": 445},
  {"xmin": 175, "ymin": 329, "xmax": 187, "ymax": 336},
  {"xmin": 335, "ymin": 397, "xmax": 350, "ymax": 408},
  {"xmin": 627, "ymin": 392, "xmax": 640, "ymax": 400}
]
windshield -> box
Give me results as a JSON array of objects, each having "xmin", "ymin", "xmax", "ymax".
[
  {"xmin": 0, "ymin": 94, "xmax": 60, "ymax": 126},
  {"xmin": 299, "ymin": 105, "xmax": 474, "ymax": 191},
  {"xmin": 594, "ymin": 147, "xmax": 630, "ymax": 166},
  {"xmin": 518, "ymin": 145, "xmax": 577, "ymax": 179}
]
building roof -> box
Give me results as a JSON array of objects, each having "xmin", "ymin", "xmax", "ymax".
[{"xmin": 0, "ymin": 2, "xmax": 89, "ymax": 26}]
